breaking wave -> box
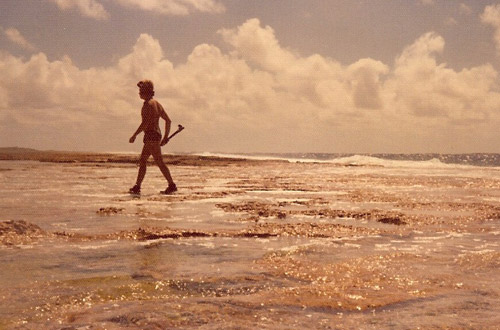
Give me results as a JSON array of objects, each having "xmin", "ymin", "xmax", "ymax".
[{"xmin": 192, "ymin": 152, "xmax": 500, "ymax": 168}]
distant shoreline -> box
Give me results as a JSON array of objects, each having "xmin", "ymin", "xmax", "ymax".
[{"xmin": 0, "ymin": 147, "xmax": 260, "ymax": 167}]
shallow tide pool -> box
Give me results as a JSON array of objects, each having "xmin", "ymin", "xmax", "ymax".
[{"xmin": 0, "ymin": 160, "xmax": 499, "ymax": 329}]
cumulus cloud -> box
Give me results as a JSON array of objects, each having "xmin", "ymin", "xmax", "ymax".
[
  {"xmin": 481, "ymin": 4, "xmax": 500, "ymax": 55},
  {"xmin": 218, "ymin": 18, "xmax": 298, "ymax": 72},
  {"xmin": 50, "ymin": 0, "xmax": 225, "ymax": 18},
  {"xmin": 113, "ymin": 0, "xmax": 225, "ymax": 15},
  {"xmin": 419, "ymin": 0, "xmax": 434, "ymax": 6},
  {"xmin": 348, "ymin": 59, "xmax": 389, "ymax": 110},
  {"xmin": 445, "ymin": 17, "xmax": 458, "ymax": 26},
  {"xmin": 50, "ymin": 0, "xmax": 109, "ymax": 20},
  {"xmin": 459, "ymin": 3, "xmax": 472, "ymax": 16},
  {"xmin": 2, "ymin": 27, "xmax": 36, "ymax": 51},
  {"xmin": 387, "ymin": 32, "xmax": 498, "ymax": 122},
  {"xmin": 1, "ymin": 19, "xmax": 499, "ymax": 152}
]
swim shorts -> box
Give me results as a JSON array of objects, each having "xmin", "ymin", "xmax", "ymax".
[{"xmin": 143, "ymin": 130, "xmax": 162, "ymax": 143}]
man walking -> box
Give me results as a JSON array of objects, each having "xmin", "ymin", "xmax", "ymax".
[{"xmin": 129, "ymin": 80, "xmax": 177, "ymax": 195}]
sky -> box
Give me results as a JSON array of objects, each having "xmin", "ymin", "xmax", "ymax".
[{"xmin": 0, "ymin": 0, "xmax": 499, "ymax": 153}]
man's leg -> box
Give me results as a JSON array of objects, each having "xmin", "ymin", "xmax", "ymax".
[
  {"xmin": 151, "ymin": 143, "xmax": 175, "ymax": 186},
  {"xmin": 135, "ymin": 143, "xmax": 152, "ymax": 187}
]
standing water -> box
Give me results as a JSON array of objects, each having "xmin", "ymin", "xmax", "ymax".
[{"xmin": 0, "ymin": 155, "xmax": 499, "ymax": 329}]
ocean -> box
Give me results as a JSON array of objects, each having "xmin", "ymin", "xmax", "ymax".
[{"xmin": 197, "ymin": 152, "xmax": 500, "ymax": 167}]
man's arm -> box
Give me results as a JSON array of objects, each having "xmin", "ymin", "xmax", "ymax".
[
  {"xmin": 129, "ymin": 122, "xmax": 145, "ymax": 143},
  {"xmin": 156, "ymin": 101, "xmax": 171, "ymax": 146},
  {"xmin": 160, "ymin": 111, "xmax": 171, "ymax": 146},
  {"xmin": 129, "ymin": 105, "xmax": 147, "ymax": 143}
]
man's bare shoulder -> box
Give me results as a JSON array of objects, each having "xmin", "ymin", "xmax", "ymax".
[{"xmin": 147, "ymin": 99, "xmax": 165, "ymax": 109}]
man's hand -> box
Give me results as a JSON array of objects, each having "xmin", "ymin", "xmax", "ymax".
[
  {"xmin": 129, "ymin": 135, "xmax": 136, "ymax": 143},
  {"xmin": 160, "ymin": 138, "xmax": 169, "ymax": 146}
]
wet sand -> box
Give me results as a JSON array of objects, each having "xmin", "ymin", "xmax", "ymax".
[{"xmin": 0, "ymin": 151, "xmax": 499, "ymax": 329}]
